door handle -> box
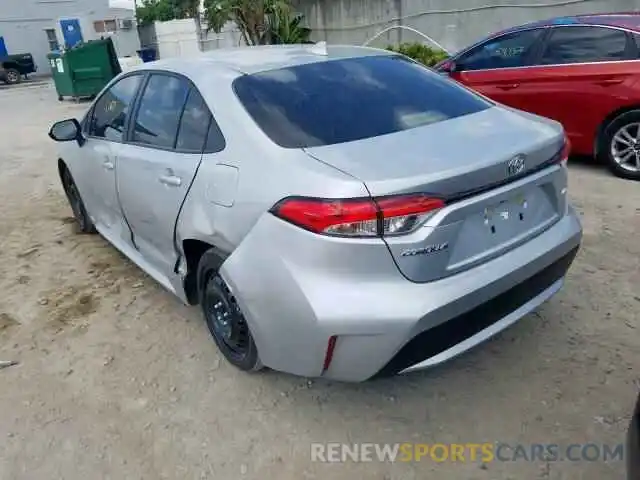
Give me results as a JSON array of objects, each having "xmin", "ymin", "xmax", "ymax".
[
  {"xmin": 159, "ymin": 175, "xmax": 182, "ymax": 187},
  {"xmin": 496, "ymin": 83, "xmax": 520, "ymax": 91},
  {"xmin": 103, "ymin": 160, "xmax": 114, "ymax": 170},
  {"xmin": 594, "ymin": 79, "xmax": 623, "ymax": 86}
]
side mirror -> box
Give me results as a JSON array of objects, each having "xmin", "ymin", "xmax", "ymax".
[
  {"xmin": 48, "ymin": 118, "xmax": 85, "ymax": 146},
  {"xmin": 437, "ymin": 59, "xmax": 457, "ymax": 74}
]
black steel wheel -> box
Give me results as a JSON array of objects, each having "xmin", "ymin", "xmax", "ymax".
[
  {"xmin": 198, "ymin": 250, "xmax": 261, "ymax": 371},
  {"xmin": 4, "ymin": 68, "xmax": 21, "ymax": 85},
  {"xmin": 61, "ymin": 168, "xmax": 96, "ymax": 233}
]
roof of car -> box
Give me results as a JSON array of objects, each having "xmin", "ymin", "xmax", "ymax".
[
  {"xmin": 133, "ymin": 44, "xmax": 392, "ymax": 77},
  {"xmin": 498, "ymin": 12, "xmax": 640, "ymax": 35}
]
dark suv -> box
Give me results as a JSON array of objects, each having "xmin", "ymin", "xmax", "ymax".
[{"xmin": 1, "ymin": 52, "xmax": 37, "ymax": 85}]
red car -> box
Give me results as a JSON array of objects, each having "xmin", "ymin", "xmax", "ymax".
[{"xmin": 437, "ymin": 13, "xmax": 640, "ymax": 181}]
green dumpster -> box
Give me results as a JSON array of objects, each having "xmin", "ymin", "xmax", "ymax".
[{"xmin": 47, "ymin": 37, "xmax": 122, "ymax": 101}]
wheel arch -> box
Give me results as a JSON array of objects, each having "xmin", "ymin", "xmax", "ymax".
[
  {"xmin": 181, "ymin": 238, "xmax": 228, "ymax": 305},
  {"xmin": 57, "ymin": 158, "xmax": 71, "ymax": 183},
  {"xmin": 594, "ymin": 104, "xmax": 640, "ymax": 158}
]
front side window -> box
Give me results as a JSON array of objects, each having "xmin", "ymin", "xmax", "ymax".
[
  {"xmin": 456, "ymin": 29, "xmax": 544, "ymax": 71},
  {"xmin": 89, "ymin": 74, "xmax": 142, "ymax": 142},
  {"xmin": 540, "ymin": 26, "xmax": 630, "ymax": 65},
  {"xmin": 132, "ymin": 74, "xmax": 190, "ymax": 149},
  {"xmin": 233, "ymin": 55, "xmax": 491, "ymax": 148}
]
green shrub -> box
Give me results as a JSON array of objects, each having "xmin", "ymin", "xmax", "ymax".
[{"xmin": 386, "ymin": 42, "xmax": 449, "ymax": 67}]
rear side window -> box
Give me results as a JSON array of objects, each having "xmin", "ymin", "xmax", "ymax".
[
  {"xmin": 204, "ymin": 116, "xmax": 226, "ymax": 153},
  {"xmin": 540, "ymin": 26, "xmax": 630, "ymax": 64},
  {"xmin": 132, "ymin": 74, "xmax": 190, "ymax": 148},
  {"xmin": 233, "ymin": 55, "xmax": 490, "ymax": 148},
  {"xmin": 456, "ymin": 29, "xmax": 543, "ymax": 71},
  {"xmin": 176, "ymin": 88, "xmax": 212, "ymax": 152},
  {"xmin": 89, "ymin": 74, "xmax": 142, "ymax": 142}
]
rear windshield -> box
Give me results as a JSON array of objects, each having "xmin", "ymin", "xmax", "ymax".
[{"xmin": 233, "ymin": 55, "xmax": 491, "ymax": 148}]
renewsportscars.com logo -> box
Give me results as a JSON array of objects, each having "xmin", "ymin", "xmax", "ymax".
[{"xmin": 311, "ymin": 443, "xmax": 625, "ymax": 464}]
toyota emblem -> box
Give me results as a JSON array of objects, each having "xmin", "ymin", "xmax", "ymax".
[{"xmin": 507, "ymin": 154, "xmax": 526, "ymax": 176}]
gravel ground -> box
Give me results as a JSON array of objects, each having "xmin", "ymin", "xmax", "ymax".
[{"xmin": 0, "ymin": 81, "xmax": 638, "ymax": 480}]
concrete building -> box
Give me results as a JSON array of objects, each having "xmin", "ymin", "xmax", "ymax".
[
  {"xmin": 0, "ymin": 0, "xmax": 140, "ymax": 74},
  {"xmin": 296, "ymin": 0, "xmax": 639, "ymax": 53}
]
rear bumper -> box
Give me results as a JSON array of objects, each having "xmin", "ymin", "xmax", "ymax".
[
  {"xmin": 378, "ymin": 246, "xmax": 576, "ymax": 376},
  {"xmin": 221, "ymin": 206, "xmax": 582, "ymax": 382}
]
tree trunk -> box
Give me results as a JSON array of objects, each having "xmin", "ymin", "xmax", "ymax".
[
  {"xmin": 238, "ymin": 24, "xmax": 251, "ymax": 46},
  {"xmin": 194, "ymin": 12, "xmax": 203, "ymax": 51}
]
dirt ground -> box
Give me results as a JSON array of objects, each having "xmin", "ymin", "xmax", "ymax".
[{"xmin": 0, "ymin": 81, "xmax": 638, "ymax": 480}]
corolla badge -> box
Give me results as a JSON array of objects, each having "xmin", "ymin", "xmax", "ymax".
[
  {"xmin": 507, "ymin": 154, "xmax": 526, "ymax": 177},
  {"xmin": 401, "ymin": 243, "xmax": 449, "ymax": 257}
]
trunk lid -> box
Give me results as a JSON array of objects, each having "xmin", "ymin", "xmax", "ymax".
[
  {"xmin": 304, "ymin": 106, "xmax": 568, "ymax": 283},
  {"xmin": 303, "ymin": 106, "xmax": 564, "ymax": 198}
]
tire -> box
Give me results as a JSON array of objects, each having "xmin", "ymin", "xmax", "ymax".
[
  {"xmin": 598, "ymin": 110, "xmax": 640, "ymax": 181},
  {"xmin": 60, "ymin": 167, "xmax": 96, "ymax": 233},
  {"xmin": 197, "ymin": 249, "xmax": 262, "ymax": 372},
  {"xmin": 4, "ymin": 68, "xmax": 21, "ymax": 85}
]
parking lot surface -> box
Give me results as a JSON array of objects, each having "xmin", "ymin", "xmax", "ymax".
[{"xmin": 0, "ymin": 82, "xmax": 638, "ymax": 479}]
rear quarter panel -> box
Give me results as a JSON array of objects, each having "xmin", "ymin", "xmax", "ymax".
[{"xmin": 175, "ymin": 71, "xmax": 370, "ymax": 255}]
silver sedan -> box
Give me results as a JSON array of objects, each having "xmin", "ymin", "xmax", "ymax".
[{"xmin": 48, "ymin": 45, "xmax": 582, "ymax": 381}]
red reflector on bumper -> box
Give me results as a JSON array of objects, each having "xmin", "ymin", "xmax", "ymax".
[{"xmin": 322, "ymin": 335, "xmax": 338, "ymax": 372}]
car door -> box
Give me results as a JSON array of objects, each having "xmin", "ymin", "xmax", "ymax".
[
  {"xmin": 449, "ymin": 28, "xmax": 546, "ymax": 111},
  {"xmin": 79, "ymin": 74, "xmax": 144, "ymax": 233},
  {"xmin": 510, "ymin": 25, "xmax": 639, "ymax": 154},
  {"xmin": 113, "ymin": 73, "xmax": 213, "ymax": 276}
]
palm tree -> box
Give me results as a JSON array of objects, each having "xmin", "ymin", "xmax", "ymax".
[
  {"xmin": 202, "ymin": 0, "xmax": 298, "ymax": 46},
  {"xmin": 136, "ymin": 0, "xmax": 201, "ymax": 24},
  {"xmin": 271, "ymin": 12, "xmax": 311, "ymax": 44}
]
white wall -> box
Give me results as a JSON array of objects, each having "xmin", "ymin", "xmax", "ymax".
[
  {"xmin": 296, "ymin": 0, "xmax": 640, "ymax": 53},
  {"xmin": 55, "ymin": 10, "xmax": 140, "ymax": 56},
  {"xmin": 201, "ymin": 22, "xmax": 244, "ymax": 51},
  {"xmin": 147, "ymin": 18, "xmax": 245, "ymax": 59},
  {"xmin": 155, "ymin": 18, "xmax": 201, "ymax": 59},
  {"xmin": 0, "ymin": 0, "xmax": 140, "ymax": 73},
  {"xmin": 0, "ymin": 19, "xmax": 53, "ymax": 72},
  {"xmin": 109, "ymin": 0, "xmax": 135, "ymax": 8}
]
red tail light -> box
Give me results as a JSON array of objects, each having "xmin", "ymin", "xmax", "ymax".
[{"xmin": 270, "ymin": 194, "xmax": 444, "ymax": 237}]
